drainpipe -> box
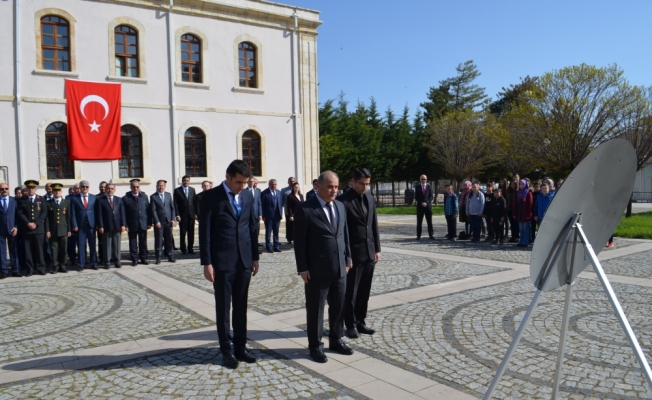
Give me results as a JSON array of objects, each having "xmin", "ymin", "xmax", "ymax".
[
  {"xmin": 14, "ymin": 0, "xmax": 25, "ymax": 183},
  {"xmin": 291, "ymin": 10, "xmax": 302, "ymax": 188},
  {"xmin": 167, "ymin": 0, "xmax": 179, "ymax": 185}
]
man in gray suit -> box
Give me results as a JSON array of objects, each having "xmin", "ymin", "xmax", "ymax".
[
  {"xmin": 150, "ymin": 180, "xmax": 177, "ymax": 264},
  {"xmin": 294, "ymin": 171, "xmax": 353, "ymax": 363}
]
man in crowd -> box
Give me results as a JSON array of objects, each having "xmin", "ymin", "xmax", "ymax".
[
  {"xmin": 150, "ymin": 180, "xmax": 177, "ymax": 264},
  {"xmin": 66, "ymin": 183, "xmax": 80, "ymax": 267},
  {"xmin": 306, "ymin": 179, "xmax": 318, "ymax": 201},
  {"xmin": 96, "ymin": 181, "xmax": 108, "ymax": 264},
  {"xmin": 71, "ymin": 180, "xmax": 98, "ymax": 271},
  {"xmin": 443, "ymin": 184, "xmax": 458, "ymax": 241},
  {"xmin": 174, "ymin": 175, "xmax": 196, "ymax": 255},
  {"xmin": 246, "ymin": 177, "xmax": 262, "ymax": 249},
  {"xmin": 42, "ymin": 183, "xmax": 54, "ymax": 269},
  {"xmin": 44, "ymin": 183, "xmax": 71, "ymax": 274},
  {"xmin": 281, "ymin": 177, "xmax": 296, "ymax": 243},
  {"xmin": 0, "ymin": 182, "xmax": 18, "ymax": 279},
  {"xmin": 16, "ymin": 180, "xmax": 48, "ymax": 276},
  {"xmin": 492, "ymin": 188, "xmax": 507, "ymax": 245},
  {"xmin": 483, "ymin": 184, "xmax": 495, "ymax": 242},
  {"xmin": 11, "ymin": 186, "xmax": 25, "ymax": 274},
  {"xmin": 294, "ymin": 171, "xmax": 353, "ymax": 363},
  {"xmin": 337, "ymin": 168, "xmax": 380, "ymax": 339},
  {"xmin": 415, "ymin": 174, "xmax": 434, "ymax": 240},
  {"xmin": 261, "ymin": 179, "xmax": 283, "ymax": 253},
  {"xmin": 194, "ymin": 180, "xmax": 212, "ymax": 220},
  {"xmin": 123, "ymin": 179, "xmax": 151, "ymax": 266},
  {"xmin": 199, "ymin": 160, "xmax": 259, "ymax": 369},
  {"xmin": 96, "ymin": 183, "xmax": 126, "ymax": 269}
]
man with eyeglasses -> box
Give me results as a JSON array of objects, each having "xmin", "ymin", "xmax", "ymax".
[
  {"xmin": 70, "ymin": 180, "xmax": 98, "ymax": 271},
  {"xmin": 150, "ymin": 180, "xmax": 177, "ymax": 264},
  {"xmin": 0, "ymin": 183, "xmax": 18, "ymax": 279},
  {"xmin": 123, "ymin": 179, "xmax": 152, "ymax": 266},
  {"xmin": 415, "ymin": 174, "xmax": 435, "ymax": 240},
  {"xmin": 16, "ymin": 180, "xmax": 48, "ymax": 276}
]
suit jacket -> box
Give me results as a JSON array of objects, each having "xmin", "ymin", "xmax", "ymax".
[
  {"xmin": 337, "ymin": 189, "xmax": 381, "ymax": 264},
  {"xmin": 122, "ymin": 191, "xmax": 150, "ymax": 231},
  {"xmin": 44, "ymin": 198, "xmax": 71, "ymax": 237},
  {"xmin": 260, "ymin": 188, "xmax": 283, "ymax": 221},
  {"xmin": 174, "ymin": 185, "xmax": 196, "ymax": 219},
  {"xmin": 17, "ymin": 195, "xmax": 48, "ymax": 235},
  {"xmin": 248, "ymin": 187, "xmax": 262, "ymax": 219},
  {"xmin": 294, "ymin": 197, "xmax": 351, "ymax": 281},
  {"xmin": 306, "ymin": 189, "xmax": 317, "ymax": 201},
  {"xmin": 280, "ymin": 186, "xmax": 292, "ymax": 216},
  {"xmin": 194, "ymin": 191, "xmax": 206, "ymax": 219},
  {"xmin": 96, "ymin": 196, "xmax": 126, "ymax": 233},
  {"xmin": 414, "ymin": 183, "xmax": 434, "ymax": 206},
  {"xmin": 71, "ymin": 193, "xmax": 97, "ymax": 230},
  {"xmin": 199, "ymin": 183, "xmax": 259, "ymax": 271},
  {"xmin": 0, "ymin": 196, "xmax": 18, "ymax": 237},
  {"xmin": 150, "ymin": 191, "xmax": 177, "ymax": 225}
]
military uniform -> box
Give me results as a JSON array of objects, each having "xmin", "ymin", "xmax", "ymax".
[
  {"xmin": 45, "ymin": 191, "xmax": 71, "ymax": 273},
  {"xmin": 16, "ymin": 181, "xmax": 48, "ymax": 276}
]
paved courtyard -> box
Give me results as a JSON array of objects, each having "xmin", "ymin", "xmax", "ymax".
[{"xmin": 1, "ymin": 214, "xmax": 652, "ymax": 399}]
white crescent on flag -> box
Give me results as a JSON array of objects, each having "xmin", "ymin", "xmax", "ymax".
[{"xmin": 79, "ymin": 95, "xmax": 110, "ymax": 120}]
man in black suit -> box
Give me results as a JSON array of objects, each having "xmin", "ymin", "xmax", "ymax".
[
  {"xmin": 337, "ymin": 168, "xmax": 381, "ymax": 339},
  {"xmin": 123, "ymin": 179, "xmax": 151, "ymax": 266},
  {"xmin": 246, "ymin": 177, "xmax": 262, "ymax": 247},
  {"xmin": 96, "ymin": 181, "xmax": 107, "ymax": 264},
  {"xmin": 150, "ymin": 180, "xmax": 177, "ymax": 264},
  {"xmin": 415, "ymin": 174, "xmax": 435, "ymax": 240},
  {"xmin": 199, "ymin": 160, "xmax": 259, "ymax": 369},
  {"xmin": 260, "ymin": 179, "xmax": 283, "ymax": 253},
  {"xmin": 174, "ymin": 175, "xmax": 197, "ymax": 254},
  {"xmin": 305, "ymin": 179, "xmax": 318, "ymax": 201},
  {"xmin": 16, "ymin": 180, "xmax": 48, "ymax": 276},
  {"xmin": 194, "ymin": 180, "xmax": 212, "ymax": 220},
  {"xmin": 96, "ymin": 184, "xmax": 126, "ymax": 269},
  {"xmin": 294, "ymin": 171, "xmax": 353, "ymax": 363}
]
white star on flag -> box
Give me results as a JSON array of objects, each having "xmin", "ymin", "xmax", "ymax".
[{"xmin": 89, "ymin": 120, "xmax": 101, "ymax": 132}]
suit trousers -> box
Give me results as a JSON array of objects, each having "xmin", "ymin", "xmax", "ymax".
[
  {"xmin": 416, "ymin": 205, "xmax": 433, "ymax": 238},
  {"xmin": 49, "ymin": 235, "xmax": 68, "ymax": 269},
  {"xmin": 493, "ymin": 219, "xmax": 504, "ymax": 242},
  {"xmin": 305, "ymin": 275, "xmax": 346, "ymax": 350},
  {"xmin": 344, "ymin": 259, "xmax": 375, "ymax": 329},
  {"xmin": 470, "ymin": 215, "xmax": 482, "ymax": 241},
  {"xmin": 23, "ymin": 234, "xmax": 45, "ymax": 275},
  {"xmin": 8, "ymin": 235, "xmax": 21, "ymax": 274},
  {"xmin": 445, "ymin": 215, "xmax": 457, "ymax": 239},
  {"xmin": 154, "ymin": 224, "xmax": 174, "ymax": 258},
  {"xmin": 67, "ymin": 231, "xmax": 78, "ymax": 264},
  {"xmin": 0, "ymin": 235, "xmax": 8, "ymax": 275},
  {"xmin": 212, "ymin": 260, "xmax": 252, "ymax": 351},
  {"xmin": 264, "ymin": 218, "xmax": 281, "ymax": 250},
  {"xmin": 179, "ymin": 217, "xmax": 195, "ymax": 252},
  {"xmin": 128, "ymin": 229, "xmax": 148, "ymax": 262},
  {"xmin": 101, "ymin": 231, "xmax": 121, "ymax": 265},
  {"xmin": 286, "ymin": 219, "xmax": 295, "ymax": 242},
  {"xmin": 78, "ymin": 225, "xmax": 97, "ymax": 268},
  {"xmin": 97, "ymin": 229, "xmax": 104, "ymax": 264}
]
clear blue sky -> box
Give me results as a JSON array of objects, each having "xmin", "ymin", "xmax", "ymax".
[{"xmin": 290, "ymin": 0, "xmax": 652, "ymax": 117}]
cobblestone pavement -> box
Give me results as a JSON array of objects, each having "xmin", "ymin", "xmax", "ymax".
[
  {"xmin": 0, "ymin": 273, "xmax": 211, "ymax": 363},
  {"xmin": 154, "ymin": 251, "xmax": 507, "ymax": 315},
  {"xmin": 0, "ymin": 344, "xmax": 364, "ymax": 400},
  {"xmin": 349, "ymin": 277, "xmax": 652, "ymax": 399},
  {"xmin": 586, "ymin": 249, "xmax": 652, "ymax": 278}
]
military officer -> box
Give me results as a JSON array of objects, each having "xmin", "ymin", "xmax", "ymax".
[
  {"xmin": 45, "ymin": 183, "xmax": 71, "ymax": 273},
  {"xmin": 16, "ymin": 180, "xmax": 48, "ymax": 276}
]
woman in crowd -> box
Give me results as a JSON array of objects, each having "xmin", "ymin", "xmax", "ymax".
[
  {"xmin": 285, "ymin": 182, "xmax": 304, "ymax": 244},
  {"xmin": 506, "ymin": 180, "xmax": 520, "ymax": 242},
  {"xmin": 514, "ymin": 179, "xmax": 533, "ymax": 247},
  {"xmin": 459, "ymin": 181, "xmax": 472, "ymax": 237}
]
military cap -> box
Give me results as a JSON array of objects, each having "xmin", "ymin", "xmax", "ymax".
[
  {"xmin": 51, "ymin": 183, "xmax": 64, "ymax": 190},
  {"xmin": 129, "ymin": 179, "xmax": 141, "ymax": 183},
  {"xmin": 24, "ymin": 180, "xmax": 39, "ymax": 188}
]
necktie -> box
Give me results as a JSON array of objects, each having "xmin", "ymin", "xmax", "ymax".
[
  {"xmin": 1, "ymin": 198, "xmax": 6, "ymax": 212},
  {"xmin": 160, "ymin": 193, "xmax": 164, "ymax": 204},
  {"xmin": 272, "ymin": 191, "xmax": 277, "ymax": 206},
  {"xmin": 422, "ymin": 185, "xmax": 426, "ymax": 195},
  {"xmin": 184, "ymin": 187, "xmax": 188, "ymax": 198},
  {"xmin": 30, "ymin": 197, "xmax": 34, "ymax": 204},
  {"xmin": 109, "ymin": 197, "xmax": 114, "ymax": 209},
  {"xmin": 230, "ymin": 193, "xmax": 241, "ymax": 217},
  {"xmin": 83, "ymin": 196, "xmax": 88, "ymax": 209},
  {"xmin": 56, "ymin": 200, "xmax": 60, "ymax": 206},
  {"xmin": 134, "ymin": 194, "xmax": 138, "ymax": 202},
  {"xmin": 326, "ymin": 202, "xmax": 337, "ymax": 233}
]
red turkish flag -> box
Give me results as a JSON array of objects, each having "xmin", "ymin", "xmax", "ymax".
[{"xmin": 65, "ymin": 79, "xmax": 121, "ymax": 160}]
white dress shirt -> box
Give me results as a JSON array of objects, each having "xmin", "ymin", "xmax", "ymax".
[{"xmin": 315, "ymin": 195, "xmax": 339, "ymax": 226}]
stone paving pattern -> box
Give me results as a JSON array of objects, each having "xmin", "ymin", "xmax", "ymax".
[
  {"xmin": 154, "ymin": 251, "xmax": 507, "ymax": 315},
  {"xmin": 586, "ymin": 249, "xmax": 652, "ymax": 278},
  {"xmin": 0, "ymin": 344, "xmax": 364, "ymax": 400},
  {"xmin": 0, "ymin": 273, "xmax": 212, "ymax": 363},
  {"xmin": 349, "ymin": 277, "xmax": 652, "ymax": 399}
]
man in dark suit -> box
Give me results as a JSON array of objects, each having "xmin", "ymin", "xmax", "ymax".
[
  {"xmin": 415, "ymin": 174, "xmax": 435, "ymax": 240},
  {"xmin": 305, "ymin": 179, "xmax": 318, "ymax": 201},
  {"xmin": 194, "ymin": 180, "xmax": 212, "ymax": 220},
  {"xmin": 123, "ymin": 179, "xmax": 151, "ymax": 266},
  {"xmin": 66, "ymin": 183, "xmax": 80, "ymax": 266},
  {"xmin": 44, "ymin": 183, "xmax": 71, "ymax": 274},
  {"xmin": 16, "ymin": 180, "xmax": 48, "ymax": 276},
  {"xmin": 294, "ymin": 171, "xmax": 353, "ymax": 363},
  {"xmin": 261, "ymin": 179, "xmax": 283, "ymax": 253},
  {"xmin": 96, "ymin": 181, "xmax": 107, "ymax": 264},
  {"xmin": 174, "ymin": 175, "xmax": 196, "ymax": 254},
  {"xmin": 150, "ymin": 180, "xmax": 177, "ymax": 264},
  {"xmin": 246, "ymin": 177, "xmax": 262, "ymax": 247},
  {"xmin": 71, "ymin": 180, "xmax": 98, "ymax": 271},
  {"xmin": 199, "ymin": 160, "xmax": 259, "ymax": 369},
  {"xmin": 281, "ymin": 177, "xmax": 296, "ymax": 244},
  {"xmin": 337, "ymin": 168, "xmax": 381, "ymax": 338},
  {"xmin": 0, "ymin": 182, "xmax": 18, "ymax": 279},
  {"xmin": 96, "ymin": 183, "xmax": 126, "ymax": 269}
]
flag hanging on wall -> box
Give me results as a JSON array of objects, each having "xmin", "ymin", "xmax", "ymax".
[{"xmin": 65, "ymin": 79, "xmax": 122, "ymax": 160}]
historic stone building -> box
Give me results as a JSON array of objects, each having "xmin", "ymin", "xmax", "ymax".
[{"xmin": 0, "ymin": 0, "xmax": 321, "ymax": 192}]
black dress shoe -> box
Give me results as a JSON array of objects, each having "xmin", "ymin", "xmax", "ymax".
[
  {"xmin": 234, "ymin": 347, "xmax": 257, "ymax": 363},
  {"xmin": 103, "ymin": 264, "xmax": 111, "ymax": 269},
  {"xmin": 91, "ymin": 265, "xmax": 98, "ymax": 270},
  {"xmin": 416, "ymin": 237, "xmax": 421, "ymax": 240},
  {"xmin": 168, "ymin": 256, "xmax": 175, "ymax": 263},
  {"xmin": 357, "ymin": 324, "xmax": 375, "ymax": 335},
  {"xmin": 60, "ymin": 268, "xmax": 68, "ymax": 273},
  {"xmin": 345, "ymin": 328, "xmax": 359, "ymax": 339},
  {"xmin": 114, "ymin": 263, "xmax": 122, "ymax": 268},
  {"xmin": 132, "ymin": 261, "xmax": 138, "ymax": 267},
  {"xmin": 187, "ymin": 250, "xmax": 196, "ymax": 254},
  {"xmin": 222, "ymin": 350, "xmax": 239, "ymax": 369},
  {"xmin": 181, "ymin": 250, "xmax": 187, "ymax": 255},
  {"xmin": 0, "ymin": 274, "xmax": 6, "ymax": 280},
  {"xmin": 273, "ymin": 249, "xmax": 281, "ymax": 253},
  {"xmin": 155, "ymin": 259, "xmax": 161, "ymax": 265},
  {"xmin": 329, "ymin": 339, "xmax": 354, "ymax": 355},
  {"xmin": 39, "ymin": 270, "xmax": 47, "ymax": 275},
  {"xmin": 76, "ymin": 267, "xmax": 83, "ymax": 272},
  {"xmin": 267, "ymin": 249, "xmax": 273, "ymax": 253},
  {"xmin": 51, "ymin": 269, "xmax": 58, "ymax": 274},
  {"xmin": 309, "ymin": 348, "xmax": 328, "ymax": 363},
  {"xmin": 429, "ymin": 235, "xmax": 435, "ymax": 240},
  {"xmin": 140, "ymin": 259, "xmax": 149, "ymax": 265}
]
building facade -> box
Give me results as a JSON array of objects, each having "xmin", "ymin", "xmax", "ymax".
[{"xmin": 0, "ymin": 0, "xmax": 321, "ymax": 193}]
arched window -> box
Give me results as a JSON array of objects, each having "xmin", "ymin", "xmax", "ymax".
[
  {"xmin": 238, "ymin": 42, "xmax": 257, "ymax": 88},
  {"xmin": 242, "ymin": 130, "xmax": 261, "ymax": 176},
  {"xmin": 120, "ymin": 125, "xmax": 143, "ymax": 178},
  {"xmin": 181, "ymin": 34, "xmax": 201, "ymax": 83},
  {"xmin": 46, "ymin": 122, "xmax": 74, "ymax": 179},
  {"xmin": 41, "ymin": 16, "xmax": 70, "ymax": 71},
  {"xmin": 184, "ymin": 128, "xmax": 207, "ymax": 177},
  {"xmin": 115, "ymin": 25, "xmax": 138, "ymax": 77}
]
